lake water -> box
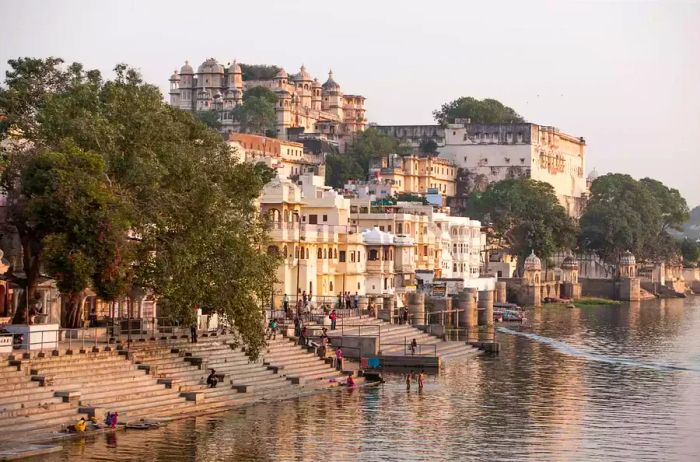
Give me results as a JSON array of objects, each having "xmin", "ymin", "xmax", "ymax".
[{"xmin": 45, "ymin": 296, "xmax": 700, "ymax": 461}]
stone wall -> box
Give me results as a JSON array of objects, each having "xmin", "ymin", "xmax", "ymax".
[{"xmin": 580, "ymin": 278, "xmax": 617, "ymax": 299}]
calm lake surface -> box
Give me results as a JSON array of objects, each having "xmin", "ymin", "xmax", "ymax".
[{"xmin": 45, "ymin": 296, "xmax": 700, "ymax": 461}]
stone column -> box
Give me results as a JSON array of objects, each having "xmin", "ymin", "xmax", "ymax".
[
  {"xmin": 477, "ymin": 290, "xmax": 494, "ymax": 327},
  {"xmin": 407, "ymin": 292, "xmax": 425, "ymax": 326},
  {"xmin": 495, "ymin": 281, "xmax": 507, "ymax": 304}
]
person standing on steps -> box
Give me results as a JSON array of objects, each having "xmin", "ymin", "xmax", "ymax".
[
  {"xmin": 300, "ymin": 326, "xmax": 308, "ymax": 346},
  {"xmin": 402, "ymin": 307, "xmax": 409, "ymax": 325},
  {"xmin": 329, "ymin": 310, "xmax": 338, "ymax": 330},
  {"xmin": 190, "ymin": 324, "xmax": 198, "ymax": 343},
  {"xmin": 335, "ymin": 347, "xmax": 343, "ymax": 370},
  {"xmin": 283, "ymin": 293, "xmax": 289, "ymax": 318},
  {"xmin": 267, "ymin": 318, "xmax": 278, "ymax": 340},
  {"xmin": 354, "ymin": 292, "xmax": 359, "ymax": 310},
  {"xmin": 410, "ymin": 338, "xmax": 417, "ymax": 355},
  {"xmin": 294, "ymin": 316, "xmax": 301, "ymax": 337}
]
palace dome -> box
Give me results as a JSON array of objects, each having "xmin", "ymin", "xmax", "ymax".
[
  {"xmin": 322, "ymin": 70, "xmax": 340, "ymax": 90},
  {"xmin": 180, "ymin": 60, "xmax": 194, "ymax": 75},
  {"xmin": 274, "ymin": 68, "xmax": 288, "ymax": 79},
  {"xmin": 561, "ymin": 255, "xmax": 578, "ymax": 270},
  {"xmin": 169, "ymin": 70, "xmax": 180, "ymax": 81},
  {"xmin": 620, "ymin": 250, "xmax": 636, "ymax": 266},
  {"xmin": 312, "ymin": 78, "xmax": 321, "ymax": 88},
  {"xmin": 198, "ymin": 58, "xmax": 224, "ymax": 74},
  {"xmin": 297, "ymin": 65, "xmax": 312, "ymax": 81},
  {"xmin": 524, "ymin": 251, "xmax": 542, "ymax": 271},
  {"xmin": 229, "ymin": 60, "xmax": 242, "ymax": 73}
]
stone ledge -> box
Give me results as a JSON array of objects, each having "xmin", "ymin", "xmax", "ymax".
[
  {"xmin": 54, "ymin": 390, "xmax": 81, "ymax": 403},
  {"xmin": 179, "ymin": 391, "xmax": 204, "ymax": 403}
]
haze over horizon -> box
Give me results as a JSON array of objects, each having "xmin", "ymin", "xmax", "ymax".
[{"xmin": 1, "ymin": 0, "xmax": 698, "ymax": 206}]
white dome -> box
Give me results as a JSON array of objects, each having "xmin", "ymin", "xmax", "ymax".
[
  {"xmin": 524, "ymin": 251, "xmax": 542, "ymax": 271},
  {"xmin": 198, "ymin": 58, "xmax": 224, "ymax": 74},
  {"xmin": 180, "ymin": 60, "xmax": 194, "ymax": 74},
  {"xmin": 169, "ymin": 70, "xmax": 180, "ymax": 81},
  {"xmin": 229, "ymin": 60, "xmax": 242, "ymax": 73},
  {"xmin": 362, "ymin": 227, "xmax": 394, "ymax": 245},
  {"xmin": 620, "ymin": 250, "xmax": 636, "ymax": 266},
  {"xmin": 297, "ymin": 64, "xmax": 312, "ymax": 81}
]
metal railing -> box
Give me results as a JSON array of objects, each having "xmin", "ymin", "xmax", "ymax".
[{"xmin": 380, "ymin": 341, "xmax": 437, "ymax": 357}]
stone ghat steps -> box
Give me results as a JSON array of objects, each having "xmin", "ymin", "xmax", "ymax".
[
  {"xmin": 326, "ymin": 315, "xmax": 481, "ymax": 359},
  {"xmin": 263, "ymin": 338, "xmax": 345, "ymax": 385}
]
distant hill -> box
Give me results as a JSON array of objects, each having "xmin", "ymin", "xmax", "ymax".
[{"xmin": 681, "ymin": 205, "xmax": 700, "ymax": 239}]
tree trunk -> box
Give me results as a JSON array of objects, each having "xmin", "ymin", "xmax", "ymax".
[
  {"xmin": 62, "ymin": 292, "xmax": 84, "ymax": 328},
  {"xmin": 11, "ymin": 233, "xmax": 42, "ymax": 324}
]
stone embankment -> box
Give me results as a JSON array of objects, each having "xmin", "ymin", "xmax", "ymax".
[{"xmin": 0, "ymin": 332, "xmax": 351, "ymax": 448}]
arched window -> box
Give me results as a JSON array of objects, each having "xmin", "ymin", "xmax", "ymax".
[
  {"xmin": 306, "ymin": 248, "xmax": 309, "ymax": 259},
  {"xmin": 323, "ymin": 248, "xmax": 327, "ymax": 259},
  {"xmin": 283, "ymin": 245, "xmax": 288, "ymax": 257},
  {"xmin": 330, "ymin": 281, "xmax": 334, "ymax": 291}
]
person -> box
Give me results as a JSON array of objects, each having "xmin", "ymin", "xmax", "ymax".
[
  {"xmin": 207, "ymin": 369, "xmax": 218, "ymax": 388},
  {"xmin": 190, "ymin": 324, "xmax": 198, "ymax": 343},
  {"xmin": 345, "ymin": 292, "xmax": 351, "ymax": 310},
  {"xmin": 283, "ymin": 293, "xmax": 289, "ymax": 317},
  {"xmin": 68, "ymin": 417, "xmax": 87, "ymax": 433},
  {"xmin": 406, "ymin": 371, "xmax": 413, "ymax": 391},
  {"xmin": 411, "ymin": 338, "xmax": 418, "ymax": 355},
  {"xmin": 329, "ymin": 310, "xmax": 338, "ymax": 330},
  {"xmin": 302, "ymin": 290, "xmax": 308, "ymax": 307},
  {"xmin": 335, "ymin": 347, "xmax": 343, "ymax": 369},
  {"xmin": 368, "ymin": 302, "xmax": 375, "ymax": 318},
  {"xmin": 402, "ymin": 307, "xmax": 409, "ymax": 325},
  {"xmin": 267, "ymin": 318, "xmax": 278, "ymax": 340},
  {"xmin": 418, "ymin": 370, "xmax": 425, "ymax": 391},
  {"xmin": 337, "ymin": 292, "xmax": 343, "ymax": 310},
  {"xmin": 294, "ymin": 316, "xmax": 301, "ymax": 337},
  {"xmin": 354, "ymin": 292, "xmax": 359, "ymax": 309},
  {"xmin": 346, "ymin": 374, "xmax": 355, "ymax": 387},
  {"xmin": 300, "ymin": 326, "xmax": 308, "ymax": 346},
  {"xmin": 105, "ymin": 411, "xmax": 119, "ymax": 429}
]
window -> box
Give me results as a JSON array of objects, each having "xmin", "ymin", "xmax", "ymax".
[
  {"xmin": 369, "ymin": 249, "xmax": 379, "ymax": 261},
  {"xmin": 317, "ymin": 248, "xmax": 322, "ymax": 259},
  {"xmin": 351, "ymin": 252, "xmax": 356, "ymax": 262},
  {"xmin": 322, "ymin": 214, "xmax": 328, "ymax": 222},
  {"xmin": 388, "ymin": 225, "xmax": 392, "ymax": 232},
  {"xmin": 309, "ymin": 214, "xmax": 318, "ymax": 224},
  {"xmin": 339, "ymin": 251, "xmax": 346, "ymax": 262}
]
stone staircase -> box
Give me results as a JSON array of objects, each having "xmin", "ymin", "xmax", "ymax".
[
  {"xmin": 262, "ymin": 336, "xmax": 346, "ymax": 386},
  {"xmin": 326, "ymin": 315, "xmax": 480, "ymax": 360},
  {"xmin": 0, "ymin": 331, "xmax": 351, "ymax": 445}
]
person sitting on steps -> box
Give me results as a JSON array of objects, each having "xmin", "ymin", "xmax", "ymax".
[{"xmin": 207, "ymin": 369, "xmax": 218, "ymax": 388}]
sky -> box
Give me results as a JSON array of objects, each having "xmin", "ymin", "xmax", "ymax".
[{"xmin": 1, "ymin": 0, "xmax": 698, "ymax": 206}]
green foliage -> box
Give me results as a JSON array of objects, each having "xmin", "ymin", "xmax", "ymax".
[
  {"xmin": 324, "ymin": 128, "xmax": 404, "ymax": 188},
  {"xmin": 0, "ymin": 57, "xmax": 278, "ymax": 356},
  {"xmin": 234, "ymin": 88, "xmax": 277, "ymax": 136},
  {"xmin": 239, "ymin": 64, "xmax": 281, "ymax": 81},
  {"xmin": 679, "ymin": 238, "xmax": 700, "ymax": 266},
  {"xmin": 325, "ymin": 154, "xmax": 363, "ymax": 189},
  {"xmin": 579, "ymin": 173, "xmax": 688, "ymax": 264},
  {"xmin": 194, "ymin": 110, "xmax": 222, "ymax": 130},
  {"xmin": 418, "ymin": 137, "xmax": 438, "ymax": 155},
  {"xmin": 433, "ymin": 97, "xmax": 525, "ymax": 126},
  {"xmin": 467, "ymin": 178, "xmax": 577, "ymax": 271}
]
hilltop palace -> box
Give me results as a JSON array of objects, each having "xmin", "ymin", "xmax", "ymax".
[{"xmin": 168, "ymin": 59, "xmax": 367, "ymax": 152}]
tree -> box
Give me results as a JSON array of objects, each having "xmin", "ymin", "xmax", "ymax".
[
  {"xmin": 239, "ymin": 64, "xmax": 281, "ymax": 81},
  {"xmin": 233, "ymin": 87, "xmax": 277, "ymax": 136},
  {"xmin": 579, "ymin": 174, "xmax": 688, "ymax": 265},
  {"xmin": 194, "ymin": 110, "xmax": 222, "ymax": 130},
  {"xmin": 679, "ymin": 238, "xmax": 700, "ymax": 266},
  {"xmin": 0, "ymin": 58, "xmax": 277, "ymax": 357},
  {"xmin": 433, "ymin": 97, "xmax": 525, "ymax": 126},
  {"xmin": 418, "ymin": 137, "xmax": 438, "ymax": 155},
  {"xmin": 325, "ymin": 153, "xmax": 364, "ymax": 189},
  {"xmin": 467, "ymin": 178, "xmax": 577, "ymax": 273},
  {"xmin": 19, "ymin": 141, "xmax": 131, "ymax": 327}
]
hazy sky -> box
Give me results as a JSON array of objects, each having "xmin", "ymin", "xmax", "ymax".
[{"xmin": 1, "ymin": 0, "xmax": 698, "ymax": 205}]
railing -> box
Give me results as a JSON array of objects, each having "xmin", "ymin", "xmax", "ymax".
[
  {"xmin": 442, "ymin": 326, "xmax": 496, "ymax": 343},
  {"xmin": 380, "ymin": 341, "xmax": 437, "ymax": 357}
]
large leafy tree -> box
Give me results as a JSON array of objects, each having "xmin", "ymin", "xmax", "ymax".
[
  {"xmin": 324, "ymin": 128, "xmax": 404, "ymax": 188},
  {"xmin": 579, "ymin": 174, "xmax": 689, "ymax": 265},
  {"xmin": 0, "ymin": 57, "xmax": 277, "ymax": 356},
  {"xmin": 18, "ymin": 141, "xmax": 131, "ymax": 327},
  {"xmin": 234, "ymin": 86, "xmax": 277, "ymax": 136},
  {"xmin": 433, "ymin": 97, "xmax": 525, "ymax": 126},
  {"xmin": 467, "ymin": 178, "xmax": 577, "ymax": 273}
]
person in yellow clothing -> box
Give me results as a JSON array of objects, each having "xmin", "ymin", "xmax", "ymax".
[{"xmin": 73, "ymin": 417, "xmax": 87, "ymax": 432}]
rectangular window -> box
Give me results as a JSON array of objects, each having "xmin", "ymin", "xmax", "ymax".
[
  {"xmin": 351, "ymin": 252, "xmax": 356, "ymax": 262},
  {"xmin": 339, "ymin": 251, "xmax": 346, "ymax": 262},
  {"xmin": 309, "ymin": 215, "xmax": 318, "ymax": 224},
  {"xmin": 322, "ymin": 215, "xmax": 328, "ymax": 222}
]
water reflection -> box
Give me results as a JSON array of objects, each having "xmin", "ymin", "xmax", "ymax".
[{"xmin": 46, "ymin": 297, "xmax": 700, "ymax": 461}]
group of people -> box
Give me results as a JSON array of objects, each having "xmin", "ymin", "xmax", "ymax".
[
  {"xmin": 405, "ymin": 370, "xmax": 426, "ymax": 391},
  {"xmin": 66, "ymin": 411, "xmax": 119, "ymax": 433},
  {"xmin": 338, "ymin": 292, "xmax": 360, "ymax": 310}
]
